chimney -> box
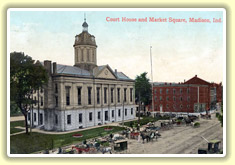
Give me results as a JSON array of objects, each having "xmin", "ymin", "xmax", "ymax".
[
  {"xmin": 53, "ymin": 62, "xmax": 57, "ymax": 74},
  {"xmin": 115, "ymin": 69, "xmax": 117, "ymax": 75},
  {"xmin": 195, "ymin": 75, "xmax": 197, "ymax": 77},
  {"xmin": 44, "ymin": 60, "xmax": 51, "ymax": 75},
  {"xmin": 184, "ymin": 79, "xmax": 185, "ymax": 83}
]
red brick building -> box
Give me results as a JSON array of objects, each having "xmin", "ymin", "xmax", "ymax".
[{"xmin": 150, "ymin": 75, "xmax": 222, "ymax": 113}]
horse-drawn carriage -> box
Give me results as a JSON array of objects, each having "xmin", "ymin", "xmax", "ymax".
[
  {"xmin": 200, "ymin": 113, "xmax": 211, "ymax": 119},
  {"xmin": 114, "ymin": 140, "xmax": 128, "ymax": 152},
  {"xmin": 198, "ymin": 139, "xmax": 222, "ymax": 154}
]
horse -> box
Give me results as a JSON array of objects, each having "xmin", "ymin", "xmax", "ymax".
[
  {"xmin": 100, "ymin": 147, "xmax": 112, "ymax": 154},
  {"xmin": 140, "ymin": 132, "xmax": 151, "ymax": 143}
]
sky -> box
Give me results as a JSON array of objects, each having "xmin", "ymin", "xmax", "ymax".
[{"xmin": 9, "ymin": 9, "xmax": 224, "ymax": 84}]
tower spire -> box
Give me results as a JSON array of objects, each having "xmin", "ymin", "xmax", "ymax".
[{"xmin": 82, "ymin": 13, "xmax": 88, "ymax": 32}]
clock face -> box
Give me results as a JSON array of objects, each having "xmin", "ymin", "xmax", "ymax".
[{"xmin": 104, "ymin": 70, "xmax": 108, "ymax": 75}]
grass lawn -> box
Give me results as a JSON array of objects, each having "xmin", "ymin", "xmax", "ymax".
[
  {"xmin": 10, "ymin": 120, "xmax": 25, "ymax": 134},
  {"xmin": 10, "ymin": 126, "xmax": 125, "ymax": 154}
]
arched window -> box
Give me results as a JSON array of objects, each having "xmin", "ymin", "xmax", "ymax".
[
  {"xmin": 81, "ymin": 49, "xmax": 84, "ymax": 61},
  {"xmin": 87, "ymin": 49, "xmax": 89, "ymax": 62}
]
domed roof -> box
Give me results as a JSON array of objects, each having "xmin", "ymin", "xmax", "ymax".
[
  {"xmin": 82, "ymin": 21, "xmax": 88, "ymax": 28},
  {"xmin": 74, "ymin": 32, "xmax": 97, "ymax": 47}
]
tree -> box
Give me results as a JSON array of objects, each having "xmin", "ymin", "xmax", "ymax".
[
  {"xmin": 10, "ymin": 52, "xmax": 48, "ymax": 134},
  {"xmin": 135, "ymin": 72, "xmax": 152, "ymax": 106},
  {"xmin": 216, "ymin": 102, "xmax": 223, "ymax": 127}
]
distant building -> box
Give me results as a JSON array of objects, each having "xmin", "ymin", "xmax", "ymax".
[
  {"xmin": 28, "ymin": 18, "xmax": 136, "ymax": 131},
  {"xmin": 150, "ymin": 75, "xmax": 222, "ymax": 113}
]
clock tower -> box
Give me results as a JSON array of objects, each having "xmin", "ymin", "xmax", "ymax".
[{"xmin": 74, "ymin": 18, "xmax": 97, "ymax": 72}]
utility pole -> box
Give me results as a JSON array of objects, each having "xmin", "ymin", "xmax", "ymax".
[
  {"xmin": 138, "ymin": 92, "xmax": 141, "ymax": 131},
  {"xmin": 38, "ymin": 88, "xmax": 40, "ymax": 126},
  {"xmin": 122, "ymin": 99, "xmax": 124, "ymax": 126},
  {"xmin": 198, "ymin": 86, "xmax": 200, "ymax": 112},
  {"xmin": 30, "ymin": 92, "xmax": 33, "ymax": 133}
]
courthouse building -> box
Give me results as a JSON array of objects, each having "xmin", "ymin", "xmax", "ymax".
[
  {"xmin": 28, "ymin": 19, "xmax": 136, "ymax": 131},
  {"xmin": 150, "ymin": 75, "xmax": 222, "ymax": 114}
]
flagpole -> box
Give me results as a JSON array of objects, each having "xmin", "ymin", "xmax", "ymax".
[{"xmin": 150, "ymin": 46, "xmax": 154, "ymax": 113}]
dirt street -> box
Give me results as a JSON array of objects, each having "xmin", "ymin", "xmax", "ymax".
[{"xmin": 126, "ymin": 113, "xmax": 223, "ymax": 154}]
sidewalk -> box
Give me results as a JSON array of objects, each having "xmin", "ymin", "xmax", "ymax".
[{"xmin": 10, "ymin": 115, "xmax": 24, "ymax": 122}]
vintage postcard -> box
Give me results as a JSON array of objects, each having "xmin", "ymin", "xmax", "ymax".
[{"xmin": 7, "ymin": 8, "xmax": 226, "ymax": 157}]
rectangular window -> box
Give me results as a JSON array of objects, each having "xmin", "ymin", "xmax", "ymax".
[
  {"xmin": 124, "ymin": 88, "xmax": 127, "ymax": 102},
  {"xmin": 117, "ymin": 88, "xmax": 120, "ymax": 103},
  {"xmin": 104, "ymin": 87, "xmax": 107, "ymax": 104},
  {"xmin": 79, "ymin": 113, "xmax": 82, "ymax": 123},
  {"xmin": 166, "ymin": 96, "xmax": 169, "ymax": 101},
  {"xmin": 77, "ymin": 87, "xmax": 82, "ymax": 105},
  {"xmin": 180, "ymin": 88, "xmax": 183, "ymax": 94},
  {"xmin": 55, "ymin": 83, "xmax": 58, "ymax": 93},
  {"xmin": 187, "ymin": 96, "xmax": 190, "ymax": 102},
  {"xmin": 125, "ymin": 109, "xmax": 127, "ymax": 116},
  {"xmin": 98, "ymin": 111, "xmax": 101, "ymax": 120},
  {"xmin": 180, "ymin": 96, "xmax": 183, "ymax": 101},
  {"xmin": 166, "ymin": 89, "xmax": 169, "ymax": 94},
  {"xmin": 41, "ymin": 96, "xmax": 43, "ymax": 106},
  {"xmin": 55, "ymin": 115, "xmax": 58, "ymax": 125},
  {"xmin": 131, "ymin": 108, "xmax": 133, "ymax": 115},
  {"xmin": 28, "ymin": 112, "xmax": 31, "ymax": 121},
  {"xmin": 173, "ymin": 96, "xmax": 176, "ymax": 101},
  {"xmin": 160, "ymin": 89, "xmax": 162, "ymax": 94},
  {"xmin": 67, "ymin": 115, "xmax": 71, "ymax": 124},
  {"xmin": 65, "ymin": 86, "xmax": 70, "ymax": 106},
  {"xmin": 89, "ymin": 112, "xmax": 92, "ymax": 121},
  {"xmin": 118, "ymin": 109, "xmax": 121, "ymax": 117},
  {"xmin": 97, "ymin": 87, "xmax": 100, "ymax": 104},
  {"xmin": 88, "ymin": 87, "xmax": 92, "ymax": 105},
  {"xmin": 34, "ymin": 113, "xmax": 36, "ymax": 122},
  {"xmin": 55, "ymin": 96, "xmax": 58, "ymax": 107},
  {"xmin": 154, "ymin": 96, "xmax": 157, "ymax": 101},
  {"xmin": 111, "ymin": 88, "xmax": 114, "ymax": 103},
  {"xmin": 154, "ymin": 89, "xmax": 157, "ymax": 94},
  {"xmin": 173, "ymin": 89, "xmax": 176, "ymax": 94},
  {"xmin": 130, "ymin": 88, "xmax": 133, "ymax": 102},
  {"xmin": 160, "ymin": 96, "xmax": 162, "ymax": 101},
  {"xmin": 112, "ymin": 110, "xmax": 114, "ymax": 118},
  {"xmin": 40, "ymin": 113, "xmax": 43, "ymax": 125},
  {"xmin": 105, "ymin": 111, "xmax": 108, "ymax": 121}
]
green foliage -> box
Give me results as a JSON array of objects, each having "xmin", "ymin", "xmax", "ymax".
[
  {"xmin": 176, "ymin": 119, "xmax": 182, "ymax": 123},
  {"xmin": 10, "ymin": 120, "xmax": 25, "ymax": 134},
  {"xmin": 135, "ymin": 72, "xmax": 152, "ymax": 105},
  {"xmin": 10, "ymin": 52, "xmax": 48, "ymax": 133},
  {"xmin": 216, "ymin": 102, "xmax": 223, "ymax": 127},
  {"xmin": 10, "ymin": 101, "xmax": 21, "ymax": 116},
  {"xmin": 10, "ymin": 126, "xmax": 125, "ymax": 154},
  {"xmin": 10, "ymin": 52, "xmax": 48, "ymax": 108},
  {"xmin": 194, "ymin": 122, "xmax": 200, "ymax": 127},
  {"xmin": 124, "ymin": 116, "xmax": 169, "ymax": 127}
]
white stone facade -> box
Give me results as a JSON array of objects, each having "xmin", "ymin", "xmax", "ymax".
[
  {"xmin": 27, "ymin": 19, "xmax": 136, "ymax": 132},
  {"xmin": 28, "ymin": 105, "xmax": 136, "ymax": 131}
]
